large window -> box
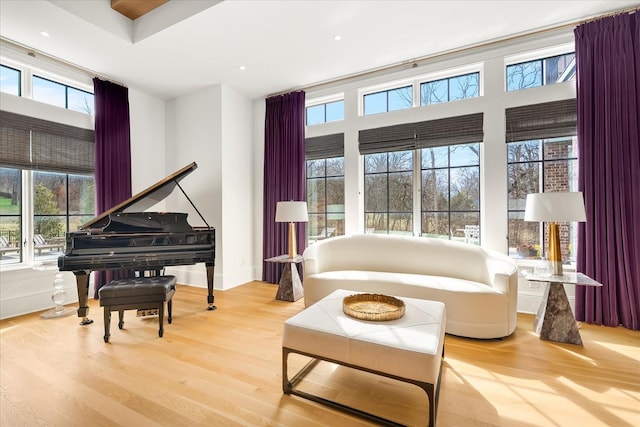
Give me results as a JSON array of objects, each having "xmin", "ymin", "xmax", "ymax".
[
  {"xmin": 506, "ymin": 52, "xmax": 575, "ymax": 91},
  {"xmin": 421, "ymin": 143, "xmax": 480, "ymax": 242},
  {"xmin": 507, "ymin": 136, "xmax": 578, "ymax": 260},
  {"xmin": 420, "ymin": 72, "xmax": 480, "ymax": 105},
  {"xmin": 1, "ymin": 107, "xmax": 95, "ymax": 266},
  {"xmin": 0, "ymin": 168, "xmax": 94, "ymax": 266},
  {"xmin": 364, "ymin": 151, "xmax": 413, "ymax": 234},
  {"xmin": 32, "ymin": 75, "xmax": 95, "ymax": 115},
  {"xmin": 360, "ymin": 113, "xmax": 483, "ymax": 239}
]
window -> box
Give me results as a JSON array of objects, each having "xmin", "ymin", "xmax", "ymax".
[
  {"xmin": 420, "ymin": 72, "xmax": 479, "ymax": 105},
  {"xmin": 507, "ymin": 137, "xmax": 578, "ymax": 260},
  {"xmin": 363, "ymin": 85, "xmax": 412, "ymax": 115},
  {"xmin": 306, "ymin": 99, "xmax": 344, "ymax": 125},
  {"xmin": 505, "ymin": 99, "xmax": 578, "ymax": 260},
  {"xmin": 305, "ymin": 133, "xmax": 345, "ymax": 243},
  {"xmin": 421, "ymin": 143, "xmax": 480, "ymax": 242},
  {"xmin": 0, "ymin": 65, "xmax": 21, "ymax": 96},
  {"xmin": 33, "ymin": 171, "xmax": 95, "ymax": 261},
  {"xmin": 364, "ymin": 151, "xmax": 414, "ymax": 234},
  {"xmin": 0, "ymin": 167, "xmax": 22, "ymax": 264},
  {"xmin": 0, "ymin": 111, "xmax": 95, "ymax": 266},
  {"xmin": 360, "ymin": 113, "xmax": 484, "ymax": 239},
  {"xmin": 506, "ymin": 52, "xmax": 575, "ymax": 91},
  {"xmin": 32, "ymin": 75, "xmax": 94, "ymax": 115},
  {"xmin": 306, "ymin": 158, "xmax": 345, "ymax": 242}
]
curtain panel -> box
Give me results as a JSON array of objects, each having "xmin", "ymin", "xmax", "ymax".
[
  {"xmin": 262, "ymin": 91, "xmax": 306, "ymax": 284},
  {"xmin": 93, "ymin": 78, "xmax": 133, "ymax": 296},
  {"xmin": 574, "ymin": 11, "xmax": 640, "ymax": 330}
]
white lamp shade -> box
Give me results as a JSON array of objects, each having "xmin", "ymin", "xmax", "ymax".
[
  {"xmin": 275, "ymin": 201, "xmax": 308, "ymax": 223},
  {"xmin": 524, "ymin": 192, "xmax": 587, "ymax": 222}
]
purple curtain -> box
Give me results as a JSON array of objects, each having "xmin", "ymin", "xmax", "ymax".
[
  {"xmin": 262, "ymin": 91, "xmax": 306, "ymax": 283},
  {"xmin": 574, "ymin": 11, "xmax": 640, "ymax": 330},
  {"xmin": 92, "ymin": 78, "xmax": 133, "ymax": 297}
]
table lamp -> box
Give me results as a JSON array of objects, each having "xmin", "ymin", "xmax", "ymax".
[
  {"xmin": 276, "ymin": 201, "xmax": 308, "ymax": 259},
  {"xmin": 524, "ymin": 192, "xmax": 586, "ymax": 275}
]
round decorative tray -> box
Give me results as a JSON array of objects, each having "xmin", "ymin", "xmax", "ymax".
[{"xmin": 343, "ymin": 293, "xmax": 405, "ymax": 321}]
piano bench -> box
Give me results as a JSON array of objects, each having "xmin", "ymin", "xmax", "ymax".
[{"xmin": 98, "ymin": 275, "xmax": 177, "ymax": 343}]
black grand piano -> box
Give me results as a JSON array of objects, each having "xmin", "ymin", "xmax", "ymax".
[{"xmin": 58, "ymin": 162, "xmax": 216, "ymax": 325}]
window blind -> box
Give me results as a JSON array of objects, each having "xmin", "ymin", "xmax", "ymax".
[
  {"xmin": 305, "ymin": 133, "xmax": 344, "ymax": 160},
  {"xmin": 0, "ymin": 110, "xmax": 95, "ymax": 173},
  {"xmin": 505, "ymin": 99, "xmax": 577, "ymax": 142},
  {"xmin": 358, "ymin": 113, "xmax": 484, "ymax": 155}
]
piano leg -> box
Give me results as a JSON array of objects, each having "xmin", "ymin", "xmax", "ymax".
[
  {"xmin": 206, "ymin": 263, "xmax": 216, "ymax": 310},
  {"xmin": 74, "ymin": 271, "xmax": 94, "ymax": 325}
]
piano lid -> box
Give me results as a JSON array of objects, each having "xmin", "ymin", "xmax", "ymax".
[{"xmin": 81, "ymin": 162, "xmax": 198, "ymax": 230}]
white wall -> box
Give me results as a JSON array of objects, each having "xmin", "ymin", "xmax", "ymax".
[
  {"xmin": 252, "ymin": 27, "xmax": 579, "ymax": 314},
  {"xmin": 164, "ymin": 84, "xmax": 255, "ymax": 290}
]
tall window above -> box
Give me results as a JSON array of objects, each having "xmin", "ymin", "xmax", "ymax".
[
  {"xmin": 363, "ymin": 85, "xmax": 412, "ymax": 115},
  {"xmin": 306, "ymin": 99, "xmax": 344, "ymax": 125},
  {"xmin": 305, "ymin": 133, "xmax": 345, "ymax": 243},
  {"xmin": 506, "ymin": 52, "xmax": 575, "ymax": 91},
  {"xmin": 0, "ymin": 65, "xmax": 21, "ymax": 96},
  {"xmin": 32, "ymin": 75, "xmax": 95, "ymax": 115},
  {"xmin": 420, "ymin": 72, "xmax": 480, "ymax": 105}
]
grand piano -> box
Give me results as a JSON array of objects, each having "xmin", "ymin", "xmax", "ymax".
[{"xmin": 58, "ymin": 162, "xmax": 216, "ymax": 325}]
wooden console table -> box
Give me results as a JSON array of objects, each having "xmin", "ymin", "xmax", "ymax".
[
  {"xmin": 265, "ymin": 255, "xmax": 303, "ymax": 302},
  {"xmin": 523, "ymin": 271, "xmax": 602, "ymax": 345}
]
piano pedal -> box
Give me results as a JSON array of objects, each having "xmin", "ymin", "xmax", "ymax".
[{"xmin": 137, "ymin": 309, "xmax": 159, "ymax": 318}]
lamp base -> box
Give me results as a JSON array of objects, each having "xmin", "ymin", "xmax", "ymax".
[
  {"xmin": 548, "ymin": 222, "xmax": 563, "ymax": 275},
  {"xmin": 288, "ymin": 222, "xmax": 297, "ymax": 259}
]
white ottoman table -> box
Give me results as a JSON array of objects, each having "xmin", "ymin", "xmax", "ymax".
[{"xmin": 282, "ymin": 289, "xmax": 446, "ymax": 427}]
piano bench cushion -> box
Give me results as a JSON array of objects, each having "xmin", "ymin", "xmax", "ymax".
[{"xmin": 99, "ymin": 276, "xmax": 176, "ymax": 306}]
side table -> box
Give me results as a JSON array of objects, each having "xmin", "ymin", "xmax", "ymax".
[
  {"xmin": 523, "ymin": 271, "xmax": 602, "ymax": 345},
  {"xmin": 265, "ymin": 255, "xmax": 303, "ymax": 302}
]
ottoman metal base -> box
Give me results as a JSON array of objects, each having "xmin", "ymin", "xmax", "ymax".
[{"xmin": 283, "ymin": 347, "xmax": 443, "ymax": 427}]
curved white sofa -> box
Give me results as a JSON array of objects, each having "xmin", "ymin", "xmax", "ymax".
[{"xmin": 302, "ymin": 234, "xmax": 518, "ymax": 339}]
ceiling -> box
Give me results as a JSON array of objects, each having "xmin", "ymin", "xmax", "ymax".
[{"xmin": 1, "ymin": 0, "xmax": 638, "ymax": 100}]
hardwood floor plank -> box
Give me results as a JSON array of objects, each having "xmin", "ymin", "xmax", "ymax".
[{"xmin": 1, "ymin": 281, "xmax": 639, "ymax": 426}]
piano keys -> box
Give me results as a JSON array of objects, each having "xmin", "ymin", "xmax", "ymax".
[{"xmin": 58, "ymin": 162, "xmax": 216, "ymax": 325}]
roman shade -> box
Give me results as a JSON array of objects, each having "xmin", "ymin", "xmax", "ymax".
[
  {"xmin": 305, "ymin": 133, "xmax": 344, "ymax": 160},
  {"xmin": 505, "ymin": 99, "xmax": 577, "ymax": 143},
  {"xmin": 358, "ymin": 113, "xmax": 484, "ymax": 155},
  {"xmin": 0, "ymin": 110, "xmax": 95, "ymax": 173}
]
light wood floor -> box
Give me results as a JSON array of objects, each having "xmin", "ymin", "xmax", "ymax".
[{"xmin": 1, "ymin": 281, "xmax": 639, "ymax": 426}]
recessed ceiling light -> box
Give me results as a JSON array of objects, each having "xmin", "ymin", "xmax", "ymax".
[
  {"xmin": 333, "ymin": 35, "xmax": 342, "ymax": 41},
  {"xmin": 239, "ymin": 65, "xmax": 246, "ymax": 71},
  {"xmin": 40, "ymin": 31, "xmax": 50, "ymax": 37}
]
